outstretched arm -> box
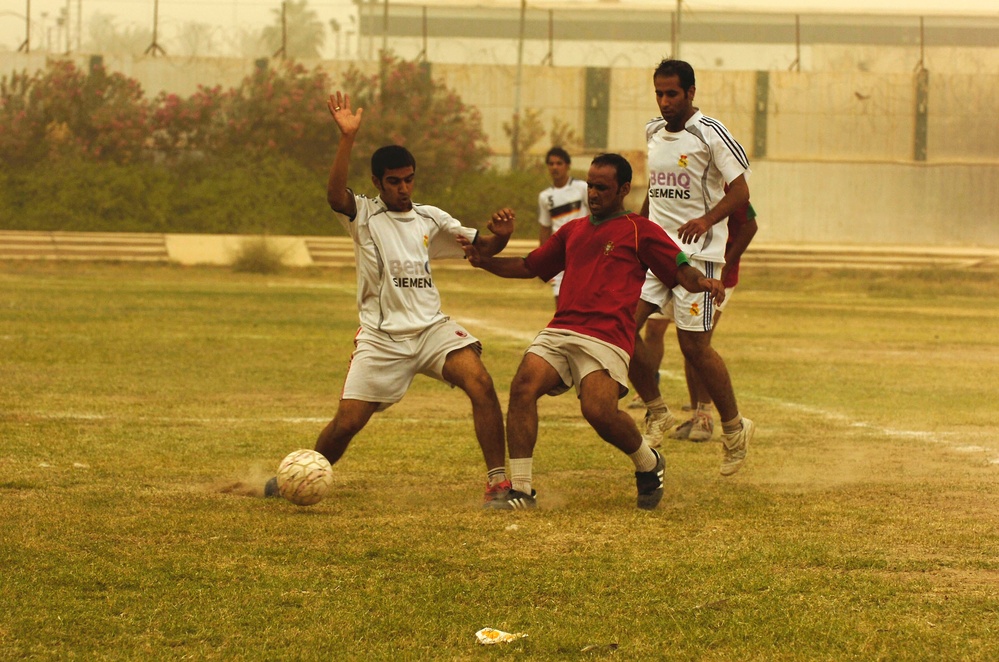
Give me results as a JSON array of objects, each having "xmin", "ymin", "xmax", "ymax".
[
  {"xmin": 676, "ymin": 174, "xmax": 750, "ymax": 244},
  {"xmin": 326, "ymin": 91, "xmax": 363, "ymax": 217},
  {"xmin": 458, "ymin": 234, "xmax": 535, "ymax": 279},
  {"xmin": 472, "ymin": 208, "xmax": 515, "ymax": 257},
  {"xmin": 676, "ymin": 264, "xmax": 726, "ymax": 307}
]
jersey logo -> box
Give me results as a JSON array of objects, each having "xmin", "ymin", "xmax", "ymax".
[
  {"xmin": 455, "ymin": 330, "xmax": 468, "ymax": 338},
  {"xmin": 604, "ymin": 242, "xmax": 615, "ymax": 255},
  {"xmin": 689, "ymin": 302, "xmax": 700, "ymax": 316},
  {"xmin": 678, "ymin": 154, "xmax": 688, "ymax": 168},
  {"xmin": 423, "ymin": 234, "xmax": 429, "ymax": 247}
]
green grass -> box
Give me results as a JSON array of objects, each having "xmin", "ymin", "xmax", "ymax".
[{"xmin": 1, "ymin": 261, "xmax": 998, "ymax": 660}]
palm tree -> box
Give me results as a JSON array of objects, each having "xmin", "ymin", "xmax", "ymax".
[{"xmin": 261, "ymin": 0, "xmax": 326, "ymax": 60}]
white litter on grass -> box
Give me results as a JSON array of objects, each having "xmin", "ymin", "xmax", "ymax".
[
  {"xmin": 475, "ymin": 628, "xmax": 527, "ymax": 645},
  {"xmin": 72, "ymin": 463, "xmax": 89, "ymax": 469}
]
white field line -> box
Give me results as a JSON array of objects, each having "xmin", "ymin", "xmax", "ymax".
[{"xmin": 10, "ymin": 327, "xmax": 996, "ymax": 464}]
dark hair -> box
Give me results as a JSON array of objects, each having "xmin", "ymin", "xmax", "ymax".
[
  {"xmin": 545, "ymin": 146, "xmax": 571, "ymax": 164},
  {"xmin": 653, "ymin": 59, "xmax": 695, "ymax": 91},
  {"xmin": 590, "ymin": 153, "xmax": 632, "ymax": 186},
  {"xmin": 371, "ymin": 145, "xmax": 416, "ymax": 179}
]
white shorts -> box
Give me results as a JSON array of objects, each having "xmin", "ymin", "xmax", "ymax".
[
  {"xmin": 647, "ymin": 285, "xmax": 735, "ymax": 323},
  {"xmin": 526, "ymin": 328, "xmax": 631, "ymax": 399},
  {"xmin": 640, "ymin": 258, "xmax": 724, "ymax": 332},
  {"xmin": 341, "ymin": 319, "xmax": 481, "ymax": 411}
]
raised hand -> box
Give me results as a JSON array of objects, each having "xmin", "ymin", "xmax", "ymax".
[{"xmin": 327, "ymin": 91, "xmax": 363, "ymax": 136}]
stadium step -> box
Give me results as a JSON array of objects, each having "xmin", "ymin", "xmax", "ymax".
[{"xmin": 0, "ymin": 230, "xmax": 169, "ymax": 262}]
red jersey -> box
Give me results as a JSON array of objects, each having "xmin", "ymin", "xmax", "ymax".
[{"xmin": 524, "ymin": 212, "xmax": 684, "ymax": 356}]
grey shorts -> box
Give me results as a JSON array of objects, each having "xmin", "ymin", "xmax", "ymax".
[
  {"xmin": 341, "ymin": 318, "xmax": 481, "ymax": 411},
  {"xmin": 526, "ymin": 328, "xmax": 630, "ymax": 399}
]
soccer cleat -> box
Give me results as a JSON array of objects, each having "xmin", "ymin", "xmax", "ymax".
[
  {"xmin": 635, "ymin": 449, "xmax": 665, "ymax": 510},
  {"xmin": 720, "ymin": 417, "xmax": 754, "ymax": 476},
  {"xmin": 484, "ymin": 488, "xmax": 537, "ymax": 510},
  {"xmin": 627, "ymin": 393, "xmax": 645, "ymax": 409},
  {"xmin": 483, "ymin": 479, "xmax": 513, "ymax": 507},
  {"xmin": 264, "ymin": 476, "xmax": 280, "ymax": 498},
  {"xmin": 670, "ymin": 412, "xmax": 714, "ymax": 442},
  {"xmin": 642, "ymin": 409, "xmax": 676, "ymax": 449}
]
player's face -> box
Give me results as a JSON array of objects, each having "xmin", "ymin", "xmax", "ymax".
[
  {"xmin": 546, "ymin": 156, "xmax": 570, "ymax": 187},
  {"xmin": 373, "ymin": 166, "xmax": 416, "ymax": 212},
  {"xmin": 586, "ymin": 164, "xmax": 630, "ymax": 220},
  {"xmin": 654, "ymin": 74, "xmax": 695, "ymax": 127}
]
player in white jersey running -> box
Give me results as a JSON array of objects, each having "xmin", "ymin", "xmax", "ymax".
[
  {"xmin": 537, "ymin": 147, "xmax": 590, "ymax": 305},
  {"xmin": 267, "ymin": 90, "xmax": 515, "ymax": 507},
  {"xmin": 631, "ymin": 59, "xmax": 755, "ymax": 477}
]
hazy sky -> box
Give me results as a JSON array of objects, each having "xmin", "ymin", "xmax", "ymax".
[{"xmin": 2, "ymin": 0, "xmax": 996, "ymax": 55}]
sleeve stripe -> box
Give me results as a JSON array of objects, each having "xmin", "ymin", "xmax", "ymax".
[{"xmin": 699, "ymin": 116, "xmax": 750, "ymax": 169}]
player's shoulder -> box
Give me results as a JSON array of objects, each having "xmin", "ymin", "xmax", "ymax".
[{"xmin": 645, "ymin": 117, "xmax": 666, "ymax": 140}]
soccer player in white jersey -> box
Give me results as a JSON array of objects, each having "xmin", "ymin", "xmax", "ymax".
[
  {"xmin": 631, "ymin": 59, "xmax": 755, "ymax": 477},
  {"xmin": 267, "ymin": 90, "xmax": 515, "ymax": 507},
  {"xmin": 537, "ymin": 147, "xmax": 590, "ymax": 305}
]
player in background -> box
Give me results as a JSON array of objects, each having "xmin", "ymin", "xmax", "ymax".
[
  {"xmin": 537, "ymin": 147, "xmax": 590, "ymax": 305},
  {"xmin": 266, "ymin": 90, "xmax": 514, "ymax": 507},
  {"xmin": 631, "ymin": 58, "xmax": 755, "ymax": 476},
  {"xmin": 460, "ymin": 153, "xmax": 725, "ymax": 510},
  {"xmin": 639, "ymin": 199, "xmax": 759, "ymax": 441}
]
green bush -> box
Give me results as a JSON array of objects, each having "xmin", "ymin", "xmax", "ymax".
[{"xmin": 0, "ymin": 158, "xmax": 547, "ymax": 239}]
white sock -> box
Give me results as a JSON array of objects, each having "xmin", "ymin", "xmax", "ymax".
[
  {"xmin": 644, "ymin": 396, "xmax": 668, "ymax": 413},
  {"xmin": 629, "ymin": 442, "xmax": 659, "ymax": 472},
  {"xmin": 509, "ymin": 457, "xmax": 533, "ymax": 495}
]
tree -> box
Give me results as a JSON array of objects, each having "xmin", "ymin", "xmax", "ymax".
[
  {"xmin": 341, "ymin": 52, "xmax": 491, "ymax": 191},
  {"xmin": 85, "ymin": 12, "xmax": 153, "ymax": 56},
  {"xmin": 261, "ymin": 0, "xmax": 326, "ymax": 60},
  {"xmin": 176, "ymin": 22, "xmax": 218, "ymax": 58}
]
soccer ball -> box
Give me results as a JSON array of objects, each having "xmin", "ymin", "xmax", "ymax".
[{"xmin": 275, "ymin": 449, "xmax": 334, "ymax": 506}]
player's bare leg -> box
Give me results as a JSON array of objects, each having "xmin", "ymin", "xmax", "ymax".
[
  {"xmin": 441, "ymin": 346, "xmax": 506, "ymax": 472},
  {"xmin": 676, "ymin": 328, "xmax": 751, "ymax": 474},
  {"xmin": 315, "ymin": 398, "xmax": 380, "ymax": 465},
  {"xmin": 578, "ymin": 369, "xmax": 664, "ymax": 509},
  {"xmin": 487, "ymin": 353, "xmax": 562, "ymax": 509},
  {"xmin": 630, "ymin": 299, "xmax": 676, "ymax": 447}
]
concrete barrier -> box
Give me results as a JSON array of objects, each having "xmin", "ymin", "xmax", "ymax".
[{"xmin": 3, "ymin": 230, "xmax": 999, "ymax": 271}]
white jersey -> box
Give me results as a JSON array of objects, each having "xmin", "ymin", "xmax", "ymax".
[
  {"xmin": 537, "ymin": 178, "xmax": 589, "ymax": 233},
  {"xmin": 645, "ymin": 110, "xmax": 750, "ymax": 263},
  {"xmin": 335, "ymin": 193, "xmax": 477, "ymax": 338}
]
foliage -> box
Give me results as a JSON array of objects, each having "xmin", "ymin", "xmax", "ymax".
[
  {"xmin": 167, "ymin": 155, "xmax": 331, "ymax": 235},
  {"xmin": 260, "ymin": 0, "xmax": 327, "ymax": 60},
  {"xmin": 503, "ymin": 108, "xmax": 545, "ymax": 170},
  {"xmin": 231, "ymin": 237, "xmax": 286, "ymax": 273},
  {"xmin": 0, "ymin": 158, "xmax": 171, "ymax": 232},
  {"xmin": 85, "ymin": 12, "xmax": 153, "ymax": 56},
  {"xmin": 0, "ymin": 60, "xmax": 150, "ymax": 167},
  {"xmin": 341, "ymin": 52, "xmax": 491, "ymax": 188},
  {"xmin": 215, "ymin": 61, "xmax": 334, "ymax": 172},
  {"xmin": 149, "ymin": 85, "xmax": 229, "ymax": 160}
]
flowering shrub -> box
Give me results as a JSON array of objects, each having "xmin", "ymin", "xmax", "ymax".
[
  {"xmin": 0, "ymin": 60, "xmax": 150, "ymax": 166},
  {"xmin": 342, "ymin": 53, "xmax": 491, "ymax": 189}
]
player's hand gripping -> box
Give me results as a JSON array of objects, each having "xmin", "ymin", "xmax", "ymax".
[
  {"xmin": 328, "ymin": 91, "xmax": 363, "ymax": 137},
  {"xmin": 699, "ymin": 276, "xmax": 726, "ymax": 306},
  {"xmin": 457, "ymin": 235, "xmax": 484, "ymax": 268}
]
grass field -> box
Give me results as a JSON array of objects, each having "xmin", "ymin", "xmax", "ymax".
[{"xmin": 1, "ymin": 260, "xmax": 998, "ymax": 660}]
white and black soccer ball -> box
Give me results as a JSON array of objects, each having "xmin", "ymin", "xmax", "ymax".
[{"xmin": 275, "ymin": 449, "xmax": 333, "ymax": 506}]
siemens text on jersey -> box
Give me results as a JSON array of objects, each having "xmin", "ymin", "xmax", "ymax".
[{"xmin": 390, "ymin": 259, "xmax": 433, "ymax": 288}]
